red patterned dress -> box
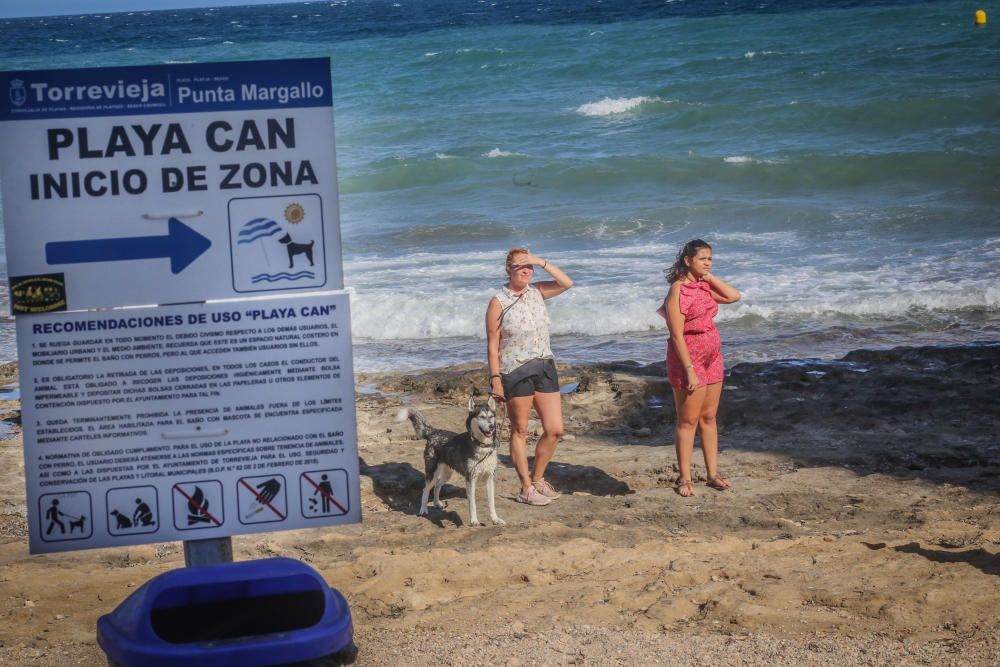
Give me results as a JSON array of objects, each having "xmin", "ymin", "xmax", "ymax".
[{"xmin": 661, "ymin": 279, "xmax": 724, "ymax": 389}]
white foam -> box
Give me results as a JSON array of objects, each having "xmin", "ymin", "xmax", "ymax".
[
  {"xmin": 575, "ymin": 96, "xmax": 657, "ymax": 117},
  {"xmin": 484, "ymin": 147, "xmax": 522, "ymax": 158},
  {"xmin": 709, "ymin": 231, "xmax": 798, "ymax": 245},
  {"xmin": 342, "ymin": 247, "xmax": 1000, "ymax": 343},
  {"xmin": 435, "ymin": 152, "xmax": 457, "ymax": 160},
  {"xmin": 578, "ymin": 218, "xmax": 666, "ymax": 240},
  {"xmin": 723, "ymin": 155, "xmax": 778, "ymax": 164}
]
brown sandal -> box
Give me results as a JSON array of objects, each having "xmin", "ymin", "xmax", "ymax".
[
  {"xmin": 706, "ymin": 474, "xmax": 731, "ymax": 491},
  {"xmin": 675, "ymin": 478, "xmax": 695, "ymax": 497}
]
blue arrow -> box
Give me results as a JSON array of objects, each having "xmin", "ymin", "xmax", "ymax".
[{"xmin": 46, "ymin": 218, "xmax": 211, "ymax": 275}]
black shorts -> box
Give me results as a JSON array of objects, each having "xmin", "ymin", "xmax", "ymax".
[{"xmin": 501, "ymin": 358, "xmax": 560, "ymax": 399}]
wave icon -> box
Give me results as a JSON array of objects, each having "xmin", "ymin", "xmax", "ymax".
[{"xmin": 251, "ymin": 271, "xmax": 316, "ymax": 283}]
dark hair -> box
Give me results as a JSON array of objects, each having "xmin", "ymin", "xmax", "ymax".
[{"xmin": 664, "ymin": 239, "xmax": 711, "ymax": 283}]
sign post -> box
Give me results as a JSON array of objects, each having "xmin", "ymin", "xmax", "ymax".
[{"xmin": 0, "ymin": 58, "xmax": 361, "ymax": 558}]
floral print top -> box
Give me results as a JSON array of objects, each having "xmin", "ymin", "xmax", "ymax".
[
  {"xmin": 496, "ymin": 284, "xmax": 554, "ymax": 374},
  {"xmin": 658, "ymin": 279, "xmax": 725, "ymax": 388},
  {"xmin": 676, "ymin": 279, "xmax": 719, "ymax": 334}
]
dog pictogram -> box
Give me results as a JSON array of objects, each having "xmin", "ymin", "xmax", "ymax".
[
  {"xmin": 277, "ymin": 233, "xmax": 315, "ymax": 268},
  {"xmin": 39, "ymin": 491, "xmax": 92, "ymax": 542},
  {"xmin": 106, "ymin": 486, "xmax": 159, "ymax": 537}
]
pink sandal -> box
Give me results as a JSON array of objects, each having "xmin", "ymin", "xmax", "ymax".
[
  {"xmin": 532, "ymin": 478, "xmax": 561, "ymax": 499},
  {"xmin": 516, "ymin": 486, "xmax": 551, "ymax": 506}
]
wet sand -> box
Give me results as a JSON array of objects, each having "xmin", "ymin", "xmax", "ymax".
[{"xmin": 0, "ymin": 344, "xmax": 998, "ymax": 665}]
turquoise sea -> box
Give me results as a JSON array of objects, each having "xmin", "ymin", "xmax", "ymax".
[{"xmin": 2, "ymin": 0, "xmax": 998, "ymax": 371}]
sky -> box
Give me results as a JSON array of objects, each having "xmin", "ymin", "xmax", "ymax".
[{"xmin": 0, "ymin": 0, "xmax": 298, "ymax": 19}]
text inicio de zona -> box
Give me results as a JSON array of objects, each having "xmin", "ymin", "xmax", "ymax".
[{"xmin": 30, "ymin": 118, "xmax": 319, "ymax": 200}]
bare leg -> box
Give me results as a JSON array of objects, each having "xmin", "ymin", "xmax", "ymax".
[
  {"xmin": 507, "ymin": 395, "xmax": 535, "ymax": 494},
  {"xmin": 672, "ymin": 385, "xmax": 707, "ymax": 496},
  {"xmin": 698, "ymin": 382, "xmax": 728, "ymax": 486},
  {"xmin": 530, "ymin": 391, "xmax": 564, "ymax": 484}
]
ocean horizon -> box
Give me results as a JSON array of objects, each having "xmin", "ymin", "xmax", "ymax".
[{"xmin": 1, "ymin": 0, "xmax": 997, "ymax": 372}]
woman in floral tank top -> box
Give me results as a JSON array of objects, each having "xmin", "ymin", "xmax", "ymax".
[
  {"xmin": 486, "ymin": 248, "xmax": 573, "ymax": 507},
  {"xmin": 658, "ymin": 240, "xmax": 741, "ymax": 497}
]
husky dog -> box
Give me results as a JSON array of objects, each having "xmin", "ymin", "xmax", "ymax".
[{"xmin": 401, "ymin": 396, "xmax": 505, "ymax": 526}]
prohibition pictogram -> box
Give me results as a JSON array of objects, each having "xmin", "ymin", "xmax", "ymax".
[
  {"xmin": 237, "ymin": 474, "xmax": 287, "ymax": 525},
  {"xmin": 299, "ymin": 469, "xmax": 349, "ymax": 518},
  {"xmin": 172, "ymin": 480, "xmax": 224, "ymax": 531}
]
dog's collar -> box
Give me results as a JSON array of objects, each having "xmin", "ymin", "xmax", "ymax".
[{"xmin": 471, "ymin": 438, "xmax": 499, "ymax": 466}]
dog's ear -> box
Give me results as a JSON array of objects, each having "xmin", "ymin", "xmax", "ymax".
[
  {"xmin": 487, "ymin": 395, "xmax": 496, "ymax": 411},
  {"xmin": 468, "ymin": 396, "xmax": 476, "ymax": 412}
]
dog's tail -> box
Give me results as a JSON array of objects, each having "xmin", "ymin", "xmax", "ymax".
[{"xmin": 396, "ymin": 407, "xmax": 431, "ymax": 440}]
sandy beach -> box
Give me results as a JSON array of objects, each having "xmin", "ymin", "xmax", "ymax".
[{"xmin": 0, "ymin": 343, "xmax": 998, "ymax": 665}]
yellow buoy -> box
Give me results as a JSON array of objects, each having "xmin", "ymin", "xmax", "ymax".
[{"xmin": 975, "ymin": 9, "xmax": 987, "ymax": 25}]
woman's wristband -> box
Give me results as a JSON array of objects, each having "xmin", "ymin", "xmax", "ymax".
[
  {"xmin": 490, "ymin": 373, "xmax": 502, "ymax": 380},
  {"xmin": 541, "ymin": 259, "xmax": 547, "ymax": 269},
  {"xmin": 684, "ymin": 364, "xmax": 694, "ymax": 369}
]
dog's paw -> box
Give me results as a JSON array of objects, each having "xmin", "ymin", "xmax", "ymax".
[
  {"xmin": 433, "ymin": 500, "xmax": 448, "ymax": 509},
  {"xmin": 417, "ymin": 507, "xmax": 428, "ymax": 516},
  {"xmin": 470, "ymin": 519, "xmax": 482, "ymax": 526},
  {"xmin": 491, "ymin": 517, "xmax": 506, "ymax": 526}
]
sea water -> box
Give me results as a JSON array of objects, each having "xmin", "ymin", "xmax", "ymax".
[{"xmin": 1, "ymin": 0, "xmax": 997, "ymax": 372}]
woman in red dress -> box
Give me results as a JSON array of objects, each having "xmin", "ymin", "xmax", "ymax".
[{"xmin": 658, "ymin": 240, "xmax": 741, "ymax": 497}]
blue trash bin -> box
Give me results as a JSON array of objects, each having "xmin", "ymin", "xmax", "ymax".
[{"xmin": 97, "ymin": 557, "xmax": 355, "ymax": 667}]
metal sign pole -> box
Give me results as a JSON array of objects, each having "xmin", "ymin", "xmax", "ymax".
[{"xmin": 183, "ymin": 537, "xmax": 233, "ymax": 567}]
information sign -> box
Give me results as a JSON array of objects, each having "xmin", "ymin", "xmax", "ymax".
[
  {"xmin": 18, "ymin": 292, "xmax": 360, "ymax": 553},
  {"xmin": 0, "ymin": 58, "xmax": 362, "ymax": 555},
  {"xmin": 0, "ymin": 58, "xmax": 343, "ymax": 312}
]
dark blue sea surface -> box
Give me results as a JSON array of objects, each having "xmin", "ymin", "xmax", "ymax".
[{"xmin": 1, "ymin": 0, "xmax": 998, "ymax": 370}]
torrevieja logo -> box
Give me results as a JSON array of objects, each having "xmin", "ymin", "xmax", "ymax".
[{"xmin": 18, "ymin": 79, "xmax": 167, "ymax": 105}]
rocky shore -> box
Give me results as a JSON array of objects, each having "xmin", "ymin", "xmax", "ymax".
[{"xmin": 0, "ymin": 343, "xmax": 998, "ymax": 665}]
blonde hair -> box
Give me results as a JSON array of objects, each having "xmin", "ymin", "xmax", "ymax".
[{"xmin": 505, "ymin": 247, "xmax": 530, "ymax": 272}]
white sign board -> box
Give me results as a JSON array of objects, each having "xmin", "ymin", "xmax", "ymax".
[
  {"xmin": 18, "ymin": 292, "xmax": 360, "ymax": 553},
  {"xmin": 0, "ymin": 58, "xmax": 342, "ymax": 313},
  {"xmin": 0, "ymin": 58, "xmax": 362, "ymax": 554}
]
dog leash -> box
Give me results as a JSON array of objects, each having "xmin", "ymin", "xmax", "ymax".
[
  {"xmin": 493, "ymin": 395, "xmax": 511, "ymax": 453},
  {"xmin": 472, "ymin": 444, "xmax": 498, "ymax": 467}
]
